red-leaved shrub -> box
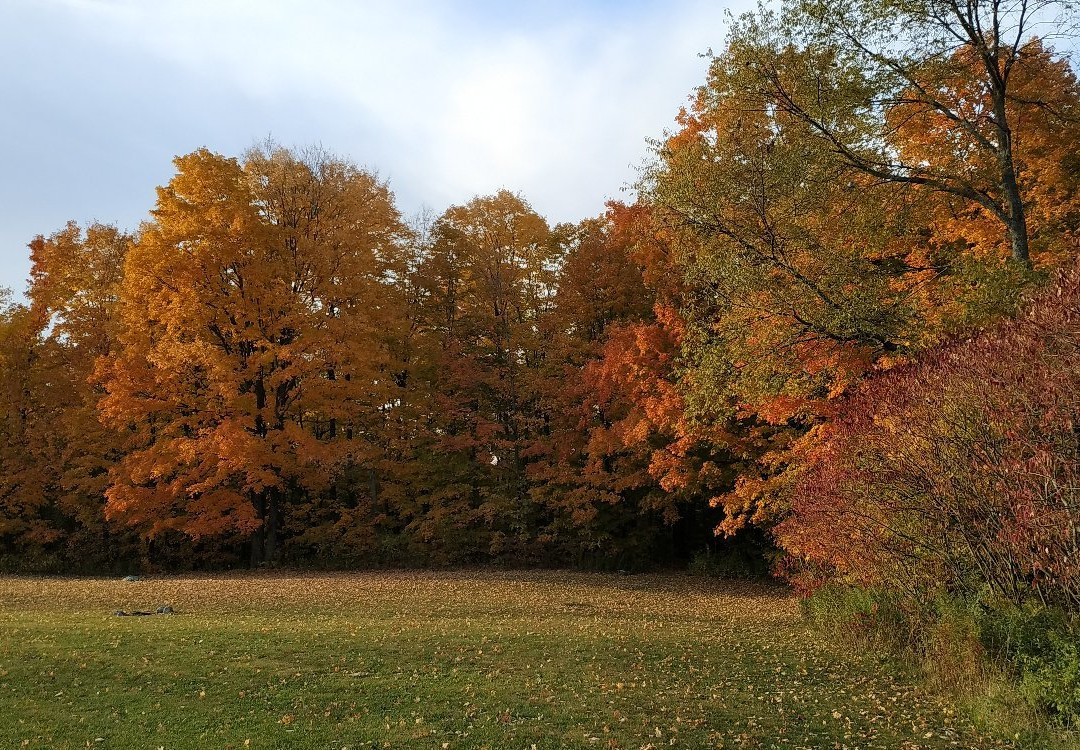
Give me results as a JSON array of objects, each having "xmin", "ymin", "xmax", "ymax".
[{"xmin": 779, "ymin": 261, "xmax": 1080, "ymax": 608}]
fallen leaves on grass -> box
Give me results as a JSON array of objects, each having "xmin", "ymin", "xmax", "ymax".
[{"xmin": 0, "ymin": 571, "xmax": 1015, "ymax": 749}]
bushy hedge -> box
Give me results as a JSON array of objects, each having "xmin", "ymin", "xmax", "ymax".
[{"xmin": 779, "ymin": 261, "xmax": 1080, "ymax": 609}]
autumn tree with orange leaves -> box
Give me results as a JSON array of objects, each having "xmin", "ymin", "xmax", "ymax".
[
  {"xmin": 405, "ymin": 190, "xmax": 558, "ymax": 559},
  {"xmin": 0, "ymin": 223, "xmax": 139, "ymax": 569},
  {"xmin": 648, "ymin": 40, "xmax": 923, "ymax": 533},
  {"xmin": 527, "ymin": 204, "xmax": 701, "ymax": 564},
  {"xmin": 646, "ymin": 12, "xmax": 1080, "ymax": 535},
  {"xmin": 97, "ymin": 146, "xmax": 410, "ymax": 563}
]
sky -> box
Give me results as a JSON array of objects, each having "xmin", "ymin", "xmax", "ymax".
[{"xmin": 0, "ymin": 0, "xmax": 752, "ymax": 296}]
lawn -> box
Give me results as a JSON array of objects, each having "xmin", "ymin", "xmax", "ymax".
[{"xmin": 0, "ymin": 571, "xmax": 1013, "ymax": 749}]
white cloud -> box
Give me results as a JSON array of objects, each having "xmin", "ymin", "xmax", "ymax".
[{"xmin": 0, "ymin": 0, "xmax": 750, "ymax": 293}]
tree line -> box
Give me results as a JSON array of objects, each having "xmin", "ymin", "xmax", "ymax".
[
  {"xmin": 2, "ymin": 0, "xmax": 1079, "ymax": 612},
  {"xmin": 1, "ymin": 154, "xmax": 730, "ymax": 571}
]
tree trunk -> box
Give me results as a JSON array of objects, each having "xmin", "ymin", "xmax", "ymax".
[
  {"xmin": 249, "ymin": 491, "xmax": 266, "ymax": 566},
  {"xmin": 1003, "ymin": 170, "xmax": 1030, "ymax": 266},
  {"xmin": 992, "ymin": 89, "xmax": 1031, "ymax": 267},
  {"xmin": 369, "ymin": 469, "xmax": 381, "ymax": 512},
  {"xmin": 265, "ymin": 488, "xmax": 280, "ymax": 563}
]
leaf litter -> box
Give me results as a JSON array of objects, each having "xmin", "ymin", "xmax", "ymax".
[{"xmin": 0, "ymin": 571, "xmax": 1015, "ymax": 749}]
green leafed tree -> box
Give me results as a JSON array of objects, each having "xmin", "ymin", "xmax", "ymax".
[{"xmin": 729, "ymin": 0, "xmax": 1078, "ymax": 266}]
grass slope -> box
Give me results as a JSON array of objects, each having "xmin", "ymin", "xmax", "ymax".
[{"xmin": 0, "ymin": 571, "xmax": 1013, "ymax": 749}]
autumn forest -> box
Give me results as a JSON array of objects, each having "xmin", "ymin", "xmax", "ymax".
[{"xmin": 5, "ymin": 0, "xmax": 1080, "ymax": 658}]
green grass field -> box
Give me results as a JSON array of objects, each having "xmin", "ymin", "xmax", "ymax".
[{"xmin": 0, "ymin": 571, "xmax": 1014, "ymax": 749}]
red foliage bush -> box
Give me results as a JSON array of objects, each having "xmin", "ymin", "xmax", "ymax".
[{"xmin": 778, "ymin": 262, "xmax": 1080, "ymax": 608}]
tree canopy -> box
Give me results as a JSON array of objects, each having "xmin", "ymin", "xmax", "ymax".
[{"xmin": 0, "ymin": 11, "xmax": 1078, "ymax": 592}]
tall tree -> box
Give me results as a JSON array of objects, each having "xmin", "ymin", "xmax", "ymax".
[
  {"xmin": 28, "ymin": 223, "xmax": 129, "ymax": 537},
  {"xmin": 647, "ymin": 42, "xmax": 925, "ymax": 532},
  {"xmin": 0, "ymin": 296, "xmax": 59, "ymax": 559},
  {"xmin": 526, "ymin": 206, "xmax": 671, "ymax": 562},
  {"xmin": 412, "ymin": 190, "xmax": 557, "ymax": 557},
  {"xmin": 0, "ymin": 224, "xmax": 134, "ymax": 569},
  {"xmin": 98, "ymin": 147, "xmax": 409, "ymax": 562},
  {"xmin": 650, "ymin": 21, "xmax": 1080, "ymax": 535}
]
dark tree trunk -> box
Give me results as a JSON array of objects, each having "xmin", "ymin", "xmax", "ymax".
[
  {"xmin": 992, "ymin": 90, "xmax": 1031, "ymax": 267},
  {"xmin": 249, "ymin": 491, "xmax": 267, "ymax": 566},
  {"xmin": 266, "ymin": 488, "xmax": 280, "ymax": 562},
  {"xmin": 369, "ymin": 469, "xmax": 380, "ymax": 512}
]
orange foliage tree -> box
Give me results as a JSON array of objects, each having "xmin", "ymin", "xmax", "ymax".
[
  {"xmin": 649, "ymin": 41, "xmax": 925, "ymax": 533},
  {"xmin": 406, "ymin": 190, "xmax": 558, "ymax": 559},
  {"xmin": 0, "ymin": 223, "xmax": 137, "ymax": 569},
  {"xmin": 97, "ymin": 146, "xmax": 410, "ymax": 563}
]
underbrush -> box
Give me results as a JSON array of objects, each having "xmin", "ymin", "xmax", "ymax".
[
  {"xmin": 687, "ymin": 545, "xmax": 772, "ymax": 578},
  {"xmin": 803, "ymin": 585, "xmax": 1080, "ymax": 749}
]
